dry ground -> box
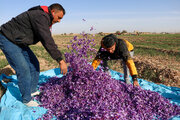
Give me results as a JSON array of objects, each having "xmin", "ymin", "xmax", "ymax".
[{"xmin": 0, "ymin": 34, "xmax": 180, "ymax": 89}]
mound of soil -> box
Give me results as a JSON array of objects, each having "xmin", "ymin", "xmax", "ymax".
[{"xmin": 134, "ymin": 56, "xmax": 180, "ymax": 88}]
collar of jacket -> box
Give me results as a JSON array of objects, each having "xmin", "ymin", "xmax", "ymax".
[
  {"xmin": 40, "ymin": 6, "xmax": 53, "ymax": 21},
  {"xmin": 40, "ymin": 6, "xmax": 53, "ymax": 28},
  {"xmin": 28, "ymin": 6, "xmax": 53, "ymax": 28}
]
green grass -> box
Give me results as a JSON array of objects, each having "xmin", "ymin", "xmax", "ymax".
[
  {"xmin": 0, "ymin": 59, "xmax": 9, "ymax": 68},
  {"xmin": 30, "ymin": 45, "xmax": 72, "ymax": 66},
  {"xmin": 97, "ymin": 34, "xmax": 180, "ymax": 61},
  {"xmin": 30, "ymin": 45, "xmax": 56, "ymax": 66},
  {"xmin": 0, "ymin": 34, "xmax": 179, "ymax": 71},
  {"xmin": 30, "ymin": 46, "xmax": 44, "ymax": 57},
  {"xmin": 140, "ymin": 69, "xmax": 159, "ymax": 82},
  {"xmin": 117, "ymin": 34, "xmax": 180, "ymax": 60},
  {"xmin": 134, "ymin": 47, "xmax": 180, "ymax": 61},
  {"xmin": 120, "ymin": 34, "xmax": 180, "ymax": 43},
  {"xmin": 133, "ymin": 42, "xmax": 176, "ymax": 50},
  {"xmin": 132, "ymin": 39, "xmax": 180, "ymax": 51},
  {"xmin": 0, "ymin": 50, "xmax": 5, "ymax": 56}
]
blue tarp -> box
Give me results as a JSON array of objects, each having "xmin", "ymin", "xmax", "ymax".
[{"xmin": 0, "ymin": 68, "xmax": 180, "ymax": 120}]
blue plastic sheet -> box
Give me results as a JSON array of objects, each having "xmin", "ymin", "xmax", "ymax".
[{"xmin": 0, "ymin": 68, "xmax": 180, "ymax": 120}]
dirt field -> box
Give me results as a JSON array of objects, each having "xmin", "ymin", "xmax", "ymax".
[{"xmin": 0, "ymin": 34, "xmax": 180, "ymax": 88}]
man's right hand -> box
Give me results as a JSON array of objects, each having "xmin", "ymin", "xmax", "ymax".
[
  {"xmin": 133, "ymin": 80, "xmax": 140, "ymax": 87},
  {"xmin": 59, "ymin": 60, "xmax": 67, "ymax": 75}
]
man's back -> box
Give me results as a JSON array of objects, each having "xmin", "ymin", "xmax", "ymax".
[
  {"xmin": 1, "ymin": 6, "xmax": 52, "ymax": 46},
  {"xmin": 95, "ymin": 38, "xmax": 130, "ymax": 61}
]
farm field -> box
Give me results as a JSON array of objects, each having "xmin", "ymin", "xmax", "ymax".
[{"xmin": 0, "ymin": 33, "xmax": 180, "ymax": 87}]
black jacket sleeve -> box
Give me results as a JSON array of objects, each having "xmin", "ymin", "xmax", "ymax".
[
  {"xmin": 95, "ymin": 47, "xmax": 110, "ymax": 60},
  {"xmin": 31, "ymin": 13, "xmax": 63, "ymax": 62}
]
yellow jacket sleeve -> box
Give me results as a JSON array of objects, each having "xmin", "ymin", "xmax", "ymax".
[
  {"xmin": 92, "ymin": 59, "xmax": 101, "ymax": 70},
  {"xmin": 126, "ymin": 59, "xmax": 138, "ymax": 76},
  {"xmin": 123, "ymin": 39, "xmax": 134, "ymax": 51}
]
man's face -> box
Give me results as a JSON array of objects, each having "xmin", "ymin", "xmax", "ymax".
[
  {"xmin": 103, "ymin": 43, "xmax": 116, "ymax": 54},
  {"xmin": 51, "ymin": 10, "xmax": 64, "ymax": 25}
]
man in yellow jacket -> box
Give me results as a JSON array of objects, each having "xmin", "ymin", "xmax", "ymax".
[{"xmin": 92, "ymin": 34, "xmax": 139, "ymax": 86}]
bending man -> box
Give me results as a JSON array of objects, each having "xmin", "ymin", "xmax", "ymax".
[
  {"xmin": 92, "ymin": 34, "xmax": 139, "ymax": 86},
  {"xmin": 0, "ymin": 3, "xmax": 67, "ymax": 106}
]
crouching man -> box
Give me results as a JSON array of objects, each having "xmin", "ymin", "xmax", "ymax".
[{"xmin": 92, "ymin": 34, "xmax": 139, "ymax": 86}]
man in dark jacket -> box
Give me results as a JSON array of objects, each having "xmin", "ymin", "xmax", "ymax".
[
  {"xmin": 92, "ymin": 34, "xmax": 139, "ymax": 86},
  {"xmin": 0, "ymin": 3, "xmax": 67, "ymax": 106}
]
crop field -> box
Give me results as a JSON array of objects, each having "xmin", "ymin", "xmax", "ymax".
[{"xmin": 0, "ymin": 33, "xmax": 180, "ymax": 87}]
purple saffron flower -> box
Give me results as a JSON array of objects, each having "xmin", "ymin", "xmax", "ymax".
[
  {"xmin": 90, "ymin": 26, "xmax": 93, "ymax": 31},
  {"xmin": 36, "ymin": 33, "xmax": 180, "ymax": 120}
]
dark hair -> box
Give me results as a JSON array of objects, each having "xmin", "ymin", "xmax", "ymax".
[
  {"xmin": 49, "ymin": 3, "xmax": 66, "ymax": 15},
  {"xmin": 101, "ymin": 34, "xmax": 117, "ymax": 48}
]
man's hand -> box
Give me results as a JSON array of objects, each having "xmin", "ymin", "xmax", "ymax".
[
  {"xmin": 132, "ymin": 75, "xmax": 140, "ymax": 87},
  {"xmin": 133, "ymin": 80, "xmax": 140, "ymax": 86},
  {"xmin": 59, "ymin": 60, "xmax": 67, "ymax": 75}
]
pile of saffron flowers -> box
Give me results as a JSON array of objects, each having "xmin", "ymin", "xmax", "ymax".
[{"xmin": 37, "ymin": 34, "xmax": 180, "ymax": 120}]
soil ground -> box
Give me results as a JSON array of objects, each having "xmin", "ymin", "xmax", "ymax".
[
  {"xmin": 0, "ymin": 50, "xmax": 179, "ymax": 88},
  {"xmin": 0, "ymin": 34, "xmax": 180, "ymax": 99}
]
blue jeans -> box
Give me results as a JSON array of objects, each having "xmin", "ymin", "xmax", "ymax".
[
  {"xmin": 0, "ymin": 33, "xmax": 40, "ymax": 103},
  {"xmin": 121, "ymin": 51, "xmax": 134, "ymax": 84},
  {"xmin": 101, "ymin": 51, "xmax": 134, "ymax": 84}
]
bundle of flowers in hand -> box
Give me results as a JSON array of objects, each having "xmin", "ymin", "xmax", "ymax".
[{"xmin": 36, "ymin": 33, "xmax": 180, "ymax": 120}]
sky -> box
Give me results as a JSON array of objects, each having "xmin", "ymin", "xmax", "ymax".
[{"xmin": 0, "ymin": 0, "xmax": 180, "ymax": 34}]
